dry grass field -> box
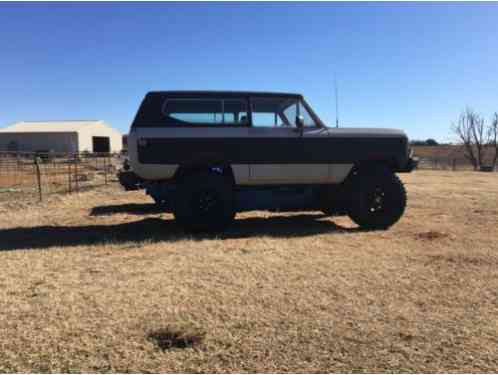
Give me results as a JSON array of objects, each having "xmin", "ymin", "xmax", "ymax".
[{"xmin": 1, "ymin": 170, "xmax": 498, "ymax": 373}]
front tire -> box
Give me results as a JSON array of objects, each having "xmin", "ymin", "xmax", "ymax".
[
  {"xmin": 173, "ymin": 172, "xmax": 235, "ymax": 232},
  {"xmin": 347, "ymin": 167, "xmax": 407, "ymax": 230}
]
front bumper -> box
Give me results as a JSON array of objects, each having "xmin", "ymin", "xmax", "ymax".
[{"xmin": 399, "ymin": 157, "xmax": 419, "ymax": 172}]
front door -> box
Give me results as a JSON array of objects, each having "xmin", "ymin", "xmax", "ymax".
[{"xmin": 248, "ymin": 97, "xmax": 329, "ymax": 184}]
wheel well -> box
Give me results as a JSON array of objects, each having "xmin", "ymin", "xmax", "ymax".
[
  {"xmin": 355, "ymin": 160, "xmax": 397, "ymax": 172},
  {"xmin": 174, "ymin": 163, "xmax": 235, "ymax": 184},
  {"xmin": 345, "ymin": 160, "xmax": 396, "ymax": 183}
]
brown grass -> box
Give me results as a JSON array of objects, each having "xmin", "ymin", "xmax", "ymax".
[
  {"xmin": 1, "ymin": 170, "xmax": 498, "ymax": 372},
  {"xmin": 0, "ymin": 172, "xmax": 36, "ymax": 188}
]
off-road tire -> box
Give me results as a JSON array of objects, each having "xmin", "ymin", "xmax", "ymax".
[
  {"xmin": 152, "ymin": 197, "xmax": 168, "ymax": 206},
  {"xmin": 347, "ymin": 167, "xmax": 407, "ymax": 230},
  {"xmin": 173, "ymin": 171, "xmax": 235, "ymax": 232}
]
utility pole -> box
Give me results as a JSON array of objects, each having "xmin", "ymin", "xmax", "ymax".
[{"xmin": 334, "ymin": 76, "xmax": 339, "ymax": 128}]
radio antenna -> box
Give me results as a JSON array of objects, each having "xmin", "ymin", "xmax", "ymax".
[{"xmin": 334, "ymin": 75, "xmax": 339, "ymax": 128}]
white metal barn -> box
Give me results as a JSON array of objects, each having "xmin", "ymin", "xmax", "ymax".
[{"xmin": 0, "ymin": 120, "xmax": 122, "ymax": 153}]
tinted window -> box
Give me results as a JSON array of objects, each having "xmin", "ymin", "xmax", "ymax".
[
  {"xmin": 283, "ymin": 103, "xmax": 297, "ymax": 127},
  {"xmin": 299, "ymin": 101, "xmax": 317, "ymax": 127},
  {"xmin": 164, "ymin": 99, "xmax": 222, "ymax": 125},
  {"xmin": 163, "ymin": 98, "xmax": 248, "ymax": 126},
  {"xmin": 251, "ymin": 97, "xmax": 298, "ymax": 127},
  {"xmin": 223, "ymin": 99, "xmax": 248, "ymax": 125},
  {"xmin": 252, "ymin": 112, "xmax": 283, "ymax": 127}
]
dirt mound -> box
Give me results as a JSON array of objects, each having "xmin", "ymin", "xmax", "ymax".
[
  {"xmin": 415, "ymin": 231, "xmax": 449, "ymax": 241},
  {"xmin": 147, "ymin": 325, "xmax": 204, "ymax": 351}
]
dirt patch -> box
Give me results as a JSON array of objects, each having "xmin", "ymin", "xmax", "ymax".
[
  {"xmin": 427, "ymin": 254, "xmax": 494, "ymax": 267},
  {"xmin": 415, "ymin": 230, "xmax": 449, "ymax": 241},
  {"xmin": 147, "ymin": 325, "xmax": 204, "ymax": 351}
]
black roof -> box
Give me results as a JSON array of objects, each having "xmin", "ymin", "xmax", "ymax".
[{"xmin": 147, "ymin": 90, "xmax": 303, "ymax": 98}]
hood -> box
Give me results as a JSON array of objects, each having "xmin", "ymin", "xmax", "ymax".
[{"xmin": 322, "ymin": 126, "xmax": 408, "ymax": 139}]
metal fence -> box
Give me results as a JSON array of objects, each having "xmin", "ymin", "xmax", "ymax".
[
  {"xmin": 416, "ymin": 156, "xmax": 496, "ymax": 171},
  {"xmin": 0, "ymin": 151, "xmax": 122, "ymax": 202},
  {"xmin": 1, "ymin": 150, "xmax": 494, "ymax": 203}
]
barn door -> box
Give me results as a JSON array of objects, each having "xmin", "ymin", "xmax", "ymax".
[{"xmin": 92, "ymin": 136, "xmax": 110, "ymax": 153}]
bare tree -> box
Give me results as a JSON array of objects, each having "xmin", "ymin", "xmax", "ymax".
[
  {"xmin": 452, "ymin": 108, "xmax": 486, "ymax": 170},
  {"xmin": 489, "ymin": 113, "xmax": 498, "ymax": 169}
]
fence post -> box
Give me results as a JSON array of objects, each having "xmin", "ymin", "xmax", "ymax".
[
  {"xmin": 68, "ymin": 161, "xmax": 72, "ymax": 193},
  {"xmin": 452, "ymin": 158, "xmax": 456, "ymax": 171},
  {"xmin": 74, "ymin": 155, "xmax": 79, "ymax": 192},
  {"xmin": 104, "ymin": 155, "xmax": 108, "ymax": 185},
  {"xmin": 34, "ymin": 157, "xmax": 42, "ymax": 202}
]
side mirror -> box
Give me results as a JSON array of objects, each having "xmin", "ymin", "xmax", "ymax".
[
  {"xmin": 295, "ymin": 115, "xmax": 304, "ymax": 136},
  {"xmin": 296, "ymin": 115, "xmax": 304, "ymax": 128}
]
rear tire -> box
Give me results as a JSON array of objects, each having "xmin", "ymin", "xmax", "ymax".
[
  {"xmin": 347, "ymin": 167, "xmax": 407, "ymax": 230},
  {"xmin": 173, "ymin": 171, "xmax": 235, "ymax": 232}
]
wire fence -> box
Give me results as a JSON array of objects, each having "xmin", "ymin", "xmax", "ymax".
[
  {"xmin": 1, "ymin": 150, "xmax": 495, "ymax": 203},
  {"xmin": 415, "ymin": 156, "xmax": 496, "ymax": 171},
  {"xmin": 0, "ymin": 151, "xmax": 123, "ymax": 202}
]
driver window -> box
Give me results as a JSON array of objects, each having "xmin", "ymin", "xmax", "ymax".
[
  {"xmin": 251, "ymin": 97, "xmax": 298, "ymax": 127},
  {"xmin": 283, "ymin": 103, "xmax": 297, "ymax": 127},
  {"xmin": 299, "ymin": 101, "xmax": 317, "ymax": 127}
]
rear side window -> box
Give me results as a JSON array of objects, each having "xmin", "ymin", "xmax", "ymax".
[
  {"xmin": 163, "ymin": 98, "xmax": 248, "ymax": 126},
  {"xmin": 223, "ymin": 99, "xmax": 249, "ymax": 125}
]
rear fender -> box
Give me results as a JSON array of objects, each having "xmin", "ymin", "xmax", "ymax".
[{"xmin": 174, "ymin": 158, "xmax": 235, "ymax": 185}]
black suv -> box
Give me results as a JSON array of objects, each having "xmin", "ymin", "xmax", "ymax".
[{"xmin": 122, "ymin": 91, "xmax": 417, "ymax": 231}]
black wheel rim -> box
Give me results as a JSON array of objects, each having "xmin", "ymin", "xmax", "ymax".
[
  {"xmin": 366, "ymin": 186, "xmax": 387, "ymax": 214},
  {"xmin": 191, "ymin": 188, "xmax": 222, "ymax": 218}
]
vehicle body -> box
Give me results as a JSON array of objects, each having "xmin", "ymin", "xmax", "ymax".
[
  {"xmin": 117, "ymin": 157, "xmax": 143, "ymax": 191},
  {"xmin": 126, "ymin": 91, "xmax": 417, "ymax": 231}
]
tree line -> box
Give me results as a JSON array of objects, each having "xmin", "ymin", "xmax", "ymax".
[
  {"xmin": 410, "ymin": 139, "xmax": 440, "ymax": 146},
  {"xmin": 452, "ymin": 109, "xmax": 498, "ymax": 170}
]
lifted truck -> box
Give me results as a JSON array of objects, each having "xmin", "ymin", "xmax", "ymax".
[{"xmin": 125, "ymin": 91, "xmax": 417, "ymax": 232}]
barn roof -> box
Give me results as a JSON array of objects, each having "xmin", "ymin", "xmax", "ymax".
[{"xmin": 0, "ymin": 120, "xmax": 107, "ymax": 133}]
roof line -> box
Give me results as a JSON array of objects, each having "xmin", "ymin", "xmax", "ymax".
[
  {"xmin": 148, "ymin": 90, "xmax": 303, "ymax": 97},
  {"xmin": 0, "ymin": 120, "xmax": 110, "ymax": 133},
  {"xmin": 18, "ymin": 120, "xmax": 103, "ymax": 123}
]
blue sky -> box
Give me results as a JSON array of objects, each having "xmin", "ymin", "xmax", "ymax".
[{"xmin": 0, "ymin": 2, "xmax": 497, "ymax": 142}]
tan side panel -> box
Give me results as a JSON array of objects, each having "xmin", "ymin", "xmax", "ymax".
[
  {"xmin": 246, "ymin": 164, "xmax": 353, "ymax": 185},
  {"xmin": 232, "ymin": 164, "xmax": 250, "ymax": 184},
  {"xmin": 248, "ymin": 164, "xmax": 329, "ymax": 184},
  {"xmin": 134, "ymin": 164, "xmax": 178, "ymax": 180},
  {"xmin": 329, "ymin": 164, "xmax": 354, "ymax": 183}
]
